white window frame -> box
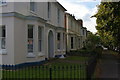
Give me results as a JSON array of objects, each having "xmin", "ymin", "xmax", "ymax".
[
  {"xmin": 48, "ymin": 2, "xmax": 51, "ymax": 20},
  {"xmin": 30, "ymin": 1, "xmax": 36, "ymax": 12},
  {"xmin": 0, "ymin": 25, "xmax": 7, "ymax": 55},
  {"xmin": 27, "ymin": 25, "xmax": 35, "ymax": 58},
  {"xmin": 63, "ymin": 33, "xmax": 65, "ymax": 50},
  {"xmin": 71, "ymin": 19, "xmax": 72, "ymax": 29},
  {"xmin": 57, "ymin": 8, "xmax": 60, "ymax": 24},
  {"xmin": 38, "ymin": 27, "xmax": 42, "ymax": 52},
  {"xmin": 38, "ymin": 26, "xmax": 44, "ymax": 56}
]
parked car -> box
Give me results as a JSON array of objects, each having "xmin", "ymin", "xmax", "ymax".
[{"xmin": 102, "ymin": 46, "xmax": 108, "ymax": 50}]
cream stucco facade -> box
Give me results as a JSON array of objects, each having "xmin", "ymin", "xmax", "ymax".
[
  {"xmin": 65, "ymin": 13, "xmax": 87, "ymax": 52},
  {"xmin": 0, "ymin": 2, "xmax": 66, "ymax": 65},
  {"xmin": 81, "ymin": 27, "xmax": 87, "ymax": 48},
  {"xmin": 65, "ymin": 13, "xmax": 82, "ymax": 52}
]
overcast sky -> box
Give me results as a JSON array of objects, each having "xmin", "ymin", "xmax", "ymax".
[{"xmin": 57, "ymin": 0, "xmax": 101, "ymax": 33}]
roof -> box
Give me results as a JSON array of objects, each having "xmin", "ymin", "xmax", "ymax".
[
  {"xmin": 81, "ymin": 27, "xmax": 87, "ymax": 30},
  {"xmin": 56, "ymin": 1, "xmax": 67, "ymax": 11},
  {"xmin": 65, "ymin": 13, "xmax": 76, "ymax": 20}
]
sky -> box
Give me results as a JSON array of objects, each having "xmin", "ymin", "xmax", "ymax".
[{"xmin": 57, "ymin": 0, "xmax": 101, "ymax": 33}]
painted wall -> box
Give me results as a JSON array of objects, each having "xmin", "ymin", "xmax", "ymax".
[
  {"xmin": 65, "ymin": 13, "xmax": 82, "ymax": 52},
  {"xmin": 0, "ymin": 2, "xmax": 66, "ymax": 64},
  {"xmin": 0, "ymin": 17, "xmax": 15, "ymax": 64},
  {"xmin": 1, "ymin": 2, "xmax": 14, "ymax": 13},
  {"xmin": 1, "ymin": 2, "xmax": 65, "ymax": 27}
]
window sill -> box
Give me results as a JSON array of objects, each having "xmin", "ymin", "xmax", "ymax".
[
  {"xmin": 27, "ymin": 53, "xmax": 35, "ymax": 58},
  {"xmin": 0, "ymin": 49, "xmax": 7, "ymax": 55},
  {"xmin": 38, "ymin": 52, "xmax": 45, "ymax": 57},
  {"xmin": 57, "ymin": 49, "xmax": 61, "ymax": 51}
]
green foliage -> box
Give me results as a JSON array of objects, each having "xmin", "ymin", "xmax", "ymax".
[
  {"xmin": 86, "ymin": 32, "xmax": 101, "ymax": 50},
  {"xmin": 68, "ymin": 49, "xmax": 92, "ymax": 56},
  {"xmin": 92, "ymin": 2, "xmax": 120, "ymax": 52},
  {"xmin": 93, "ymin": 46, "xmax": 103, "ymax": 57}
]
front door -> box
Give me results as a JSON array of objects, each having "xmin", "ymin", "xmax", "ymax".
[{"xmin": 48, "ymin": 30, "xmax": 54, "ymax": 58}]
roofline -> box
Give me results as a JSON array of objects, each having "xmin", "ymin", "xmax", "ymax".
[
  {"xmin": 56, "ymin": 1, "xmax": 67, "ymax": 11},
  {"xmin": 81, "ymin": 27, "xmax": 87, "ymax": 29}
]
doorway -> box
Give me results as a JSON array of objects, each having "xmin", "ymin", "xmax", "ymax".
[{"xmin": 48, "ymin": 30, "xmax": 54, "ymax": 58}]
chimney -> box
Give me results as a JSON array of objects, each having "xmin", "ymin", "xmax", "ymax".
[{"xmin": 77, "ymin": 19, "xmax": 83, "ymax": 27}]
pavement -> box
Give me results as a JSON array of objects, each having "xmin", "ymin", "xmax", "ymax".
[{"xmin": 95, "ymin": 51, "xmax": 120, "ymax": 80}]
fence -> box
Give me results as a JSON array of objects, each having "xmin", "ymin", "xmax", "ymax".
[
  {"xmin": 86, "ymin": 54, "xmax": 98, "ymax": 80},
  {"xmin": 1, "ymin": 65, "xmax": 86, "ymax": 80},
  {"xmin": 0, "ymin": 55, "xmax": 98, "ymax": 80}
]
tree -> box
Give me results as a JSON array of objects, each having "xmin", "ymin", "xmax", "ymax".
[
  {"xmin": 86, "ymin": 32, "xmax": 101, "ymax": 50},
  {"xmin": 92, "ymin": 1, "xmax": 120, "ymax": 53}
]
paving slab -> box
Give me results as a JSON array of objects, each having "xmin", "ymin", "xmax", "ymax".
[{"xmin": 97, "ymin": 54, "xmax": 119, "ymax": 80}]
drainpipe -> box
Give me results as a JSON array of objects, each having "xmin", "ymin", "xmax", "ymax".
[{"xmin": 65, "ymin": 29, "xmax": 68, "ymax": 54}]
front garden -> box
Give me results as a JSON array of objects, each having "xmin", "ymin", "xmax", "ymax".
[
  {"xmin": 2, "ymin": 55, "xmax": 88, "ymax": 79},
  {"xmin": 1, "ymin": 47, "xmax": 102, "ymax": 79}
]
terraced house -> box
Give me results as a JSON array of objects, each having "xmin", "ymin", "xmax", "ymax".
[
  {"xmin": 0, "ymin": 1, "xmax": 66, "ymax": 65},
  {"xmin": 81, "ymin": 27, "xmax": 87, "ymax": 48},
  {"xmin": 65, "ymin": 13, "xmax": 87, "ymax": 52},
  {"xmin": 65, "ymin": 13, "xmax": 81, "ymax": 52}
]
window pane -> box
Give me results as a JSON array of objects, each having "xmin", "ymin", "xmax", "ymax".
[
  {"xmin": 0, "ymin": 27, "xmax": 2, "ymax": 37},
  {"xmin": 30, "ymin": 2, "xmax": 35, "ymax": 12},
  {"xmin": 57, "ymin": 41, "xmax": 60, "ymax": 49},
  {"xmin": 57, "ymin": 9, "xmax": 60, "ymax": 23},
  {"xmin": 28, "ymin": 25, "xmax": 34, "ymax": 53},
  {"xmin": 83, "ymin": 30, "xmax": 84, "ymax": 35},
  {"xmin": 38, "ymin": 27, "xmax": 42, "ymax": 40},
  {"xmin": 57, "ymin": 33, "xmax": 60, "ymax": 40},
  {"xmin": 38, "ymin": 40, "xmax": 41, "ymax": 52},
  {"xmin": 2, "ymin": 26, "xmax": 5, "ymax": 37},
  {"xmin": 57, "ymin": 33, "xmax": 60, "ymax": 49},
  {"xmin": 0, "ymin": 26, "xmax": 6, "ymax": 49},
  {"xmin": 48, "ymin": 2, "xmax": 51, "ymax": 19},
  {"xmin": 79, "ymin": 38, "xmax": 80, "ymax": 48},
  {"xmin": 28, "ymin": 25, "xmax": 33, "ymax": 38},
  {"xmin": 63, "ymin": 33, "xmax": 65, "ymax": 49},
  {"xmin": 28, "ymin": 39, "xmax": 33, "ymax": 52},
  {"xmin": 71, "ymin": 37, "xmax": 73, "ymax": 49},
  {"xmin": 38, "ymin": 27, "xmax": 42, "ymax": 52},
  {"xmin": 1, "ymin": 38, "xmax": 6, "ymax": 49}
]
